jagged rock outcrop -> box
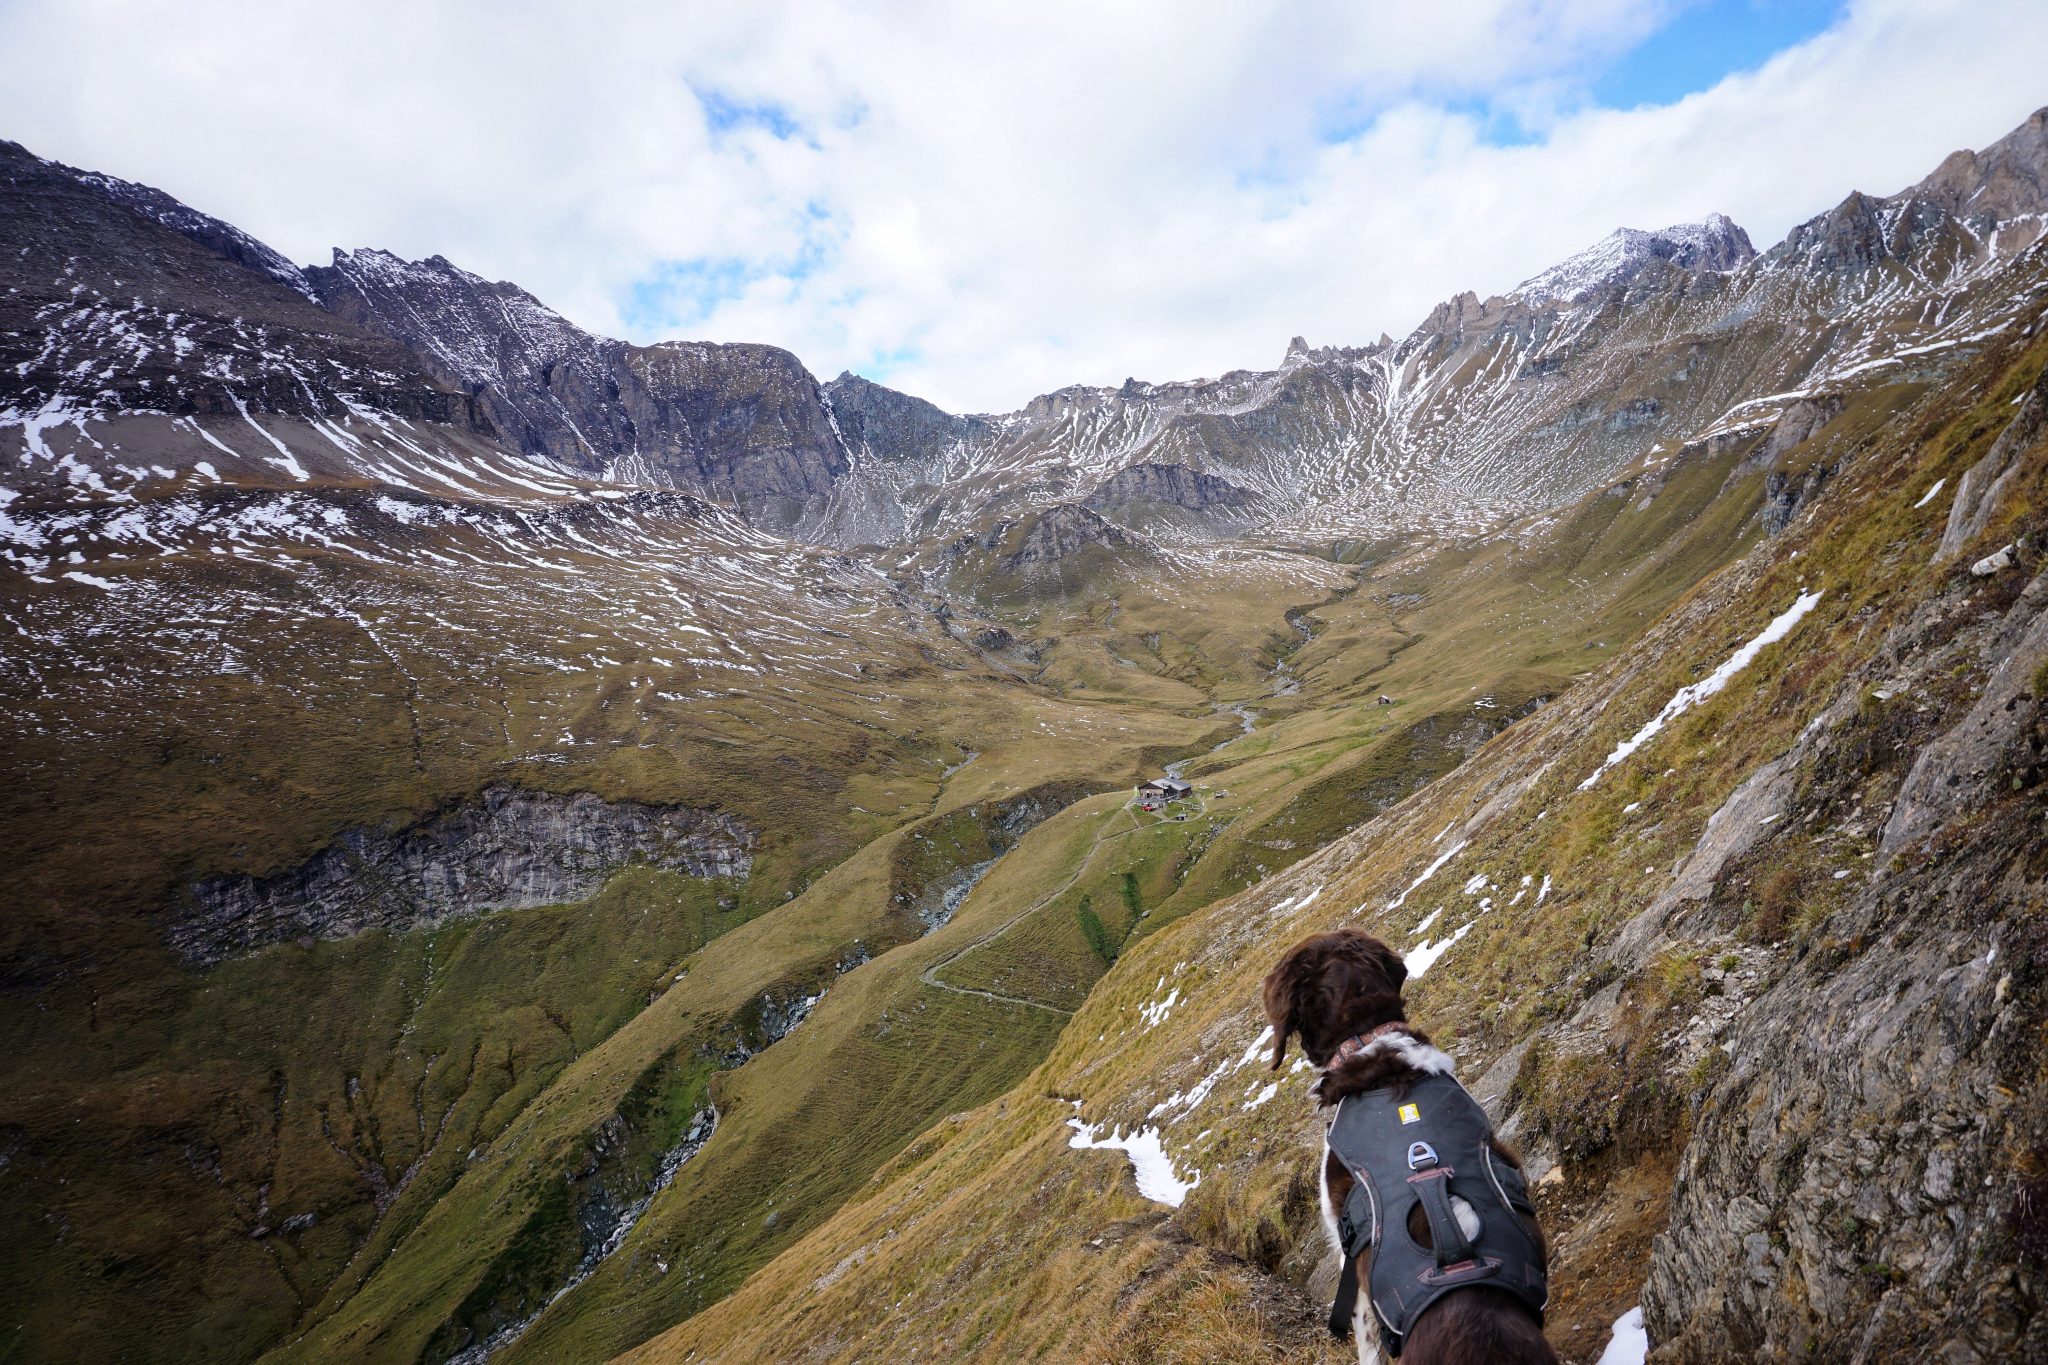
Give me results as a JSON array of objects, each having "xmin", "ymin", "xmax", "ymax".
[
  {"xmin": 1773, "ymin": 190, "xmax": 1960, "ymax": 276},
  {"xmin": 799, "ymin": 373, "xmax": 1003, "ymax": 542},
  {"xmin": 1939, "ymin": 380, "xmax": 2046, "ymax": 559},
  {"xmin": 1760, "ymin": 396, "xmax": 1846, "ymax": 464},
  {"xmin": 821, "ymin": 372, "xmax": 995, "ymax": 465},
  {"xmin": 173, "ymin": 786, "xmax": 756, "ymax": 965},
  {"xmin": 1513, "ymin": 214, "xmax": 1756, "ymax": 306},
  {"xmin": 1761, "ymin": 463, "xmax": 1834, "ymax": 535},
  {"xmin": 1770, "ymin": 109, "xmax": 2048, "ymax": 288},
  {"xmin": 1645, "ymin": 861, "xmax": 2038, "ymax": 1361},
  {"xmin": 1904, "ymin": 106, "xmax": 2048, "ymax": 230},
  {"xmin": 64, "ymin": 164, "xmax": 314, "ymax": 298},
  {"xmin": 1879, "ymin": 568, "xmax": 2048, "ymax": 860},
  {"xmin": 960, "ymin": 503, "xmax": 1137, "ymax": 575},
  {"xmin": 1643, "ymin": 569, "xmax": 2048, "ymax": 1363}
]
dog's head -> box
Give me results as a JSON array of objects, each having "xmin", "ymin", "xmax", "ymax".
[{"xmin": 1261, "ymin": 928, "xmax": 1408, "ymax": 1071}]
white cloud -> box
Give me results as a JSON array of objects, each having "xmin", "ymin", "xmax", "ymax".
[{"xmin": 2, "ymin": 0, "xmax": 2043, "ymax": 411}]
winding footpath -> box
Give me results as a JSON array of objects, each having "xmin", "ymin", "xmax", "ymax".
[{"xmin": 917, "ymin": 804, "xmax": 1142, "ymax": 1015}]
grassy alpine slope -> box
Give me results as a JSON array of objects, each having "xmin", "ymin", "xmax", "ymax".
[
  {"xmin": 622, "ymin": 270, "xmax": 2048, "ymax": 1362},
  {"xmin": 0, "ymin": 367, "xmax": 1815, "ymax": 1365},
  {"xmin": 0, "ymin": 433, "xmax": 1231, "ymax": 1364}
]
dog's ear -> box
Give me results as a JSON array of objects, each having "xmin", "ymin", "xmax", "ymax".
[
  {"xmin": 1262, "ymin": 945, "xmax": 1306, "ymax": 1071},
  {"xmin": 1382, "ymin": 938, "xmax": 1409, "ymax": 992}
]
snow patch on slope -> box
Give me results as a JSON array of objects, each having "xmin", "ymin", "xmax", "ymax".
[
  {"xmin": 1580, "ymin": 591, "xmax": 1824, "ymax": 790},
  {"xmin": 1066, "ymin": 1118, "xmax": 1199, "ymax": 1207}
]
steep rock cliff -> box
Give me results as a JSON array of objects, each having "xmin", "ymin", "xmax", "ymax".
[{"xmin": 173, "ymin": 786, "xmax": 756, "ymax": 965}]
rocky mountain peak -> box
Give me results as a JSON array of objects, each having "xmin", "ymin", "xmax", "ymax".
[
  {"xmin": 1512, "ymin": 213, "xmax": 1756, "ymax": 306},
  {"xmin": 1768, "ymin": 110, "xmax": 2048, "ymax": 279},
  {"xmin": 299, "ymin": 244, "xmax": 851, "ymax": 529},
  {"xmin": 0, "ymin": 138, "xmax": 460, "ymax": 426},
  {"xmin": 970, "ymin": 501, "xmax": 1136, "ymax": 574},
  {"xmin": 822, "ymin": 371, "xmax": 994, "ymax": 466},
  {"xmin": 1772, "ymin": 187, "xmax": 1977, "ymax": 277},
  {"xmin": 1902, "ymin": 104, "xmax": 2048, "ymax": 222},
  {"xmin": 308, "ymin": 247, "xmax": 587, "ymax": 390},
  {"xmin": 1900, "ymin": 104, "xmax": 2048, "ymax": 217}
]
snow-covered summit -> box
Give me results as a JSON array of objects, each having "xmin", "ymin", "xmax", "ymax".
[{"xmin": 1513, "ymin": 213, "xmax": 1756, "ymax": 307}]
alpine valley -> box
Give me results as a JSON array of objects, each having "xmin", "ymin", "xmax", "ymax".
[{"xmin": 3, "ymin": 104, "xmax": 2046, "ymax": 1365}]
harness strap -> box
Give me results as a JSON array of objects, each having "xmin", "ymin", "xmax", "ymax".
[
  {"xmin": 1408, "ymin": 1168, "xmax": 1475, "ymax": 1267},
  {"xmin": 1340, "ymin": 1181, "xmax": 1375, "ymax": 1253},
  {"xmin": 1328, "ymin": 1251, "xmax": 1359, "ymax": 1339}
]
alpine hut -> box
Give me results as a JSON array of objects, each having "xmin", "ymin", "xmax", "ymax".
[{"xmin": 1136, "ymin": 776, "xmax": 1193, "ymax": 804}]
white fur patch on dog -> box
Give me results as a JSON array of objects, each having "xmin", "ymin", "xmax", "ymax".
[
  {"xmin": 1355, "ymin": 1299, "xmax": 1383, "ymax": 1365},
  {"xmin": 1350, "ymin": 1031, "xmax": 1456, "ymax": 1076},
  {"xmin": 1451, "ymin": 1193, "xmax": 1483, "ymax": 1242},
  {"xmin": 1319, "ymin": 1138, "xmax": 1342, "ymax": 1252}
]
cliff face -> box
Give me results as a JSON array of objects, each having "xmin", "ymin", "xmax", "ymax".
[
  {"xmin": 1089, "ymin": 460, "xmax": 1255, "ymax": 510},
  {"xmin": 1636, "ymin": 550, "xmax": 2048, "ymax": 1362},
  {"xmin": 306, "ymin": 251, "xmax": 850, "ymax": 532},
  {"xmin": 821, "ymin": 372, "xmax": 995, "ymax": 466},
  {"xmin": 1902, "ymin": 105, "xmax": 2048, "ymax": 228},
  {"xmin": 945, "ymin": 502, "xmax": 1137, "ymax": 578},
  {"xmin": 173, "ymin": 787, "xmax": 756, "ymax": 965}
]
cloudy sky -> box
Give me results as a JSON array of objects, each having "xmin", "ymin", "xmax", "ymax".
[{"xmin": 3, "ymin": 0, "xmax": 2043, "ymax": 412}]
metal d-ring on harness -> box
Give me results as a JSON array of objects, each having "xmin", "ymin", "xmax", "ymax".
[{"xmin": 1324, "ymin": 1070, "xmax": 1548, "ymax": 1356}]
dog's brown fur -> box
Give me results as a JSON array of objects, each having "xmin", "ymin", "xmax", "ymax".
[{"xmin": 1263, "ymin": 929, "xmax": 1557, "ymax": 1365}]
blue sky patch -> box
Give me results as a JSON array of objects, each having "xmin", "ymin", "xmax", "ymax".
[
  {"xmin": 1313, "ymin": 1, "xmax": 1845, "ymax": 151},
  {"xmin": 856, "ymin": 342, "xmax": 924, "ymax": 385},
  {"xmin": 621, "ymin": 258, "xmax": 760, "ymax": 334},
  {"xmin": 1594, "ymin": 0, "xmax": 1844, "ymax": 110},
  {"xmin": 696, "ymin": 88, "xmax": 804, "ymax": 141},
  {"xmin": 619, "ymin": 195, "xmax": 844, "ymax": 339}
]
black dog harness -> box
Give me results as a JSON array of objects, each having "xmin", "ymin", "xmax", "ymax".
[{"xmin": 1324, "ymin": 1068, "xmax": 1547, "ymax": 1355}]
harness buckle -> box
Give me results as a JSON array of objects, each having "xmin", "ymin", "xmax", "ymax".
[
  {"xmin": 1406, "ymin": 1140, "xmax": 1439, "ymax": 1170},
  {"xmin": 1420, "ymin": 1254, "xmax": 1503, "ymax": 1287}
]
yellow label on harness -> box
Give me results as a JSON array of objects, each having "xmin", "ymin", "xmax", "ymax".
[{"xmin": 1398, "ymin": 1103, "xmax": 1421, "ymax": 1125}]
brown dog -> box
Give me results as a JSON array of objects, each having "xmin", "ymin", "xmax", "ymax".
[{"xmin": 1263, "ymin": 929, "xmax": 1555, "ymax": 1365}]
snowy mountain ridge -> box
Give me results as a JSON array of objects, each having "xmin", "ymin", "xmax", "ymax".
[
  {"xmin": 1510, "ymin": 212, "xmax": 1756, "ymax": 306},
  {"xmin": 5, "ymin": 108, "xmax": 2048, "ymax": 561}
]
